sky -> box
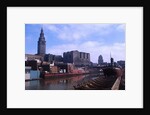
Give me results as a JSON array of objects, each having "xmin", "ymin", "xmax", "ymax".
[{"xmin": 25, "ymin": 24, "xmax": 125, "ymax": 63}]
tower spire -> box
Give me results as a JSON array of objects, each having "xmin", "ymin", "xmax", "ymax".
[
  {"xmin": 37, "ymin": 27, "xmax": 46, "ymax": 55},
  {"xmin": 39, "ymin": 27, "xmax": 45, "ymax": 40},
  {"xmin": 41, "ymin": 27, "xmax": 43, "ymax": 33}
]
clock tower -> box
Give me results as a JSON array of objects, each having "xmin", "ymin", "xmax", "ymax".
[{"xmin": 37, "ymin": 28, "xmax": 46, "ymax": 55}]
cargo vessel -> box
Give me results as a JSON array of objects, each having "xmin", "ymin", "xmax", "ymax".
[{"xmin": 41, "ymin": 70, "xmax": 89, "ymax": 79}]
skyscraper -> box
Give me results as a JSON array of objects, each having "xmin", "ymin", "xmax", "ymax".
[
  {"xmin": 98, "ymin": 55, "xmax": 103, "ymax": 64},
  {"xmin": 37, "ymin": 28, "xmax": 46, "ymax": 55},
  {"xmin": 110, "ymin": 52, "xmax": 114, "ymax": 67},
  {"xmin": 110, "ymin": 57, "xmax": 114, "ymax": 67}
]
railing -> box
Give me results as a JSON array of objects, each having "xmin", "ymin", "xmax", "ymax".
[{"xmin": 111, "ymin": 76, "xmax": 121, "ymax": 90}]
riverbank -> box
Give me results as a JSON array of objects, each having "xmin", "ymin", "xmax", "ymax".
[
  {"xmin": 25, "ymin": 72, "xmax": 102, "ymax": 82},
  {"xmin": 25, "ymin": 74, "xmax": 102, "ymax": 90},
  {"xmin": 25, "ymin": 78, "xmax": 42, "ymax": 81}
]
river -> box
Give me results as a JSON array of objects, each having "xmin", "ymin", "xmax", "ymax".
[{"xmin": 25, "ymin": 74, "xmax": 101, "ymax": 90}]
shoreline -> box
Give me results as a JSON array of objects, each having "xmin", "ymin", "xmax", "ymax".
[{"xmin": 25, "ymin": 72, "xmax": 102, "ymax": 82}]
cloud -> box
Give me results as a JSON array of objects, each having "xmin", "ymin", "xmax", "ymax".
[
  {"xmin": 44, "ymin": 24, "xmax": 118, "ymax": 41},
  {"xmin": 47, "ymin": 41, "xmax": 125, "ymax": 63},
  {"xmin": 116, "ymin": 24, "xmax": 125, "ymax": 31},
  {"xmin": 26, "ymin": 24, "xmax": 125, "ymax": 62}
]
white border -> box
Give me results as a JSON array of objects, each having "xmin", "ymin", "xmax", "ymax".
[{"xmin": 7, "ymin": 7, "xmax": 143, "ymax": 108}]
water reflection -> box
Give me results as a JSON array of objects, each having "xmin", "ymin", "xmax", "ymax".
[{"xmin": 25, "ymin": 74, "xmax": 100, "ymax": 90}]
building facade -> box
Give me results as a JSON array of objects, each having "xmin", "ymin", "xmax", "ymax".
[
  {"xmin": 44, "ymin": 54, "xmax": 63, "ymax": 63},
  {"xmin": 98, "ymin": 55, "xmax": 103, "ymax": 65},
  {"xmin": 63, "ymin": 50, "xmax": 90, "ymax": 67},
  {"xmin": 25, "ymin": 54, "xmax": 43, "ymax": 61},
  {"xmin": 110, "ymin": 57, "xmax": 114, "ymax": 67}
]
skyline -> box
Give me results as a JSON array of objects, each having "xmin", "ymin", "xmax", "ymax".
[{"xmin": 25, "ymin": 24, "xmax": 125, "ymax": 63}]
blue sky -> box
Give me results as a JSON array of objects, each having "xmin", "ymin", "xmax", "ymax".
[{"xmin": 25, "ymin": 24, "xmax": 125, "ymax": 63}]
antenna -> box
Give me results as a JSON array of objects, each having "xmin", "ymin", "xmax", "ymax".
[
  {"xmin": 110, "ymin": 52, "xmax": 112, "ymax": 63},
  {"xmin": 110, "ymin": 52, "xmax": 111, "ymax": 58}
]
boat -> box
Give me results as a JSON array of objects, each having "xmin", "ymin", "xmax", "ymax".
[{"xmin": 41, "ymin": 71, "xmax": 89, "ymax": 79}]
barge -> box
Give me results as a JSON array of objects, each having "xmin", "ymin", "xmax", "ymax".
[{"xmin": 41, "ymin": 72, "xmax": 89, "ymax": 79}]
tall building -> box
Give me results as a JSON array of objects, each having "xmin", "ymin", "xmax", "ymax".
[
  {"xmin": 44, "ymin": 54, "xmax": 63, "ymax": 63},
  {"xmin": 98, "ymin": 55, "xmax": 103, "ymax": 64},
  {"xmin": 110, "ymin": 57, "xmax": 114, "ymax": 67},
  {"xmin": 37, "ymin": 28, "xmax": 46, "ymax": 55},
  {"xmin": 63, "ymin": 50, "xmax": 90, "ymax": 67}
]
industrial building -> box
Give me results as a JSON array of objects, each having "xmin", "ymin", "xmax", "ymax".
[{"xmin": 63, "ymin": 50, "xmax": 90, "ymax": 67}]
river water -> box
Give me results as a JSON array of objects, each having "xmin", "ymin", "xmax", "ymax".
[{"xmin": 25, "ymin": 74, "xmax": 100, "ymax": 90}]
